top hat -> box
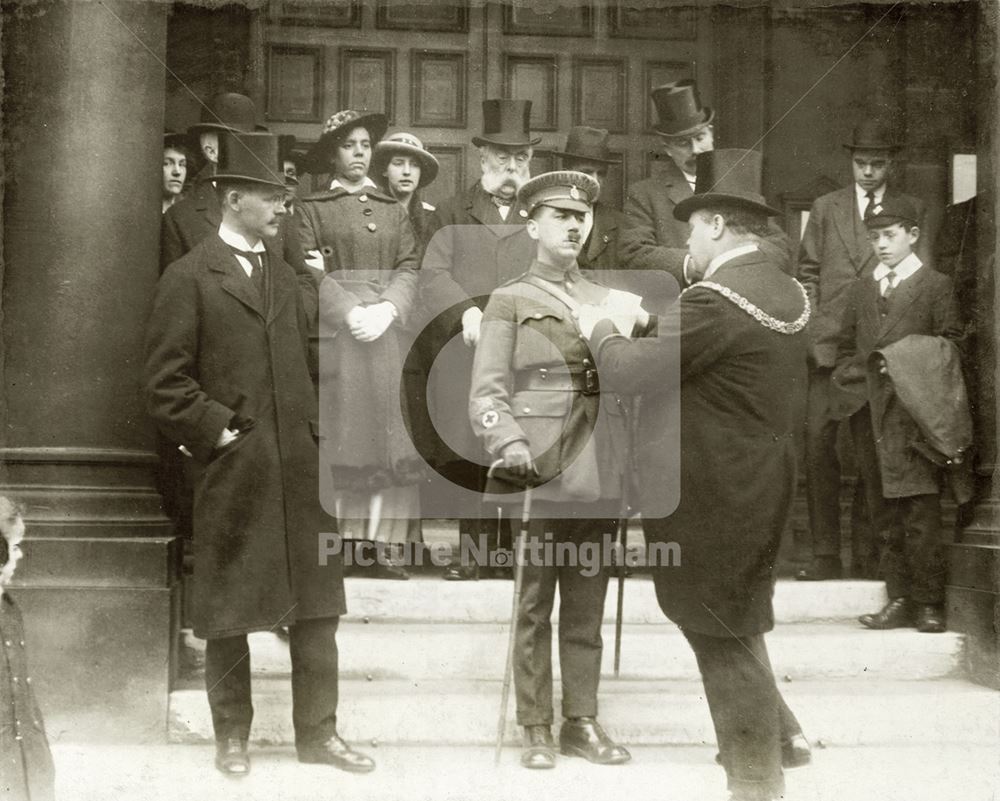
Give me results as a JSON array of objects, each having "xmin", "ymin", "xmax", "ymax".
[
  {"xmin": 864, "ymin": 195, "xmax": 919, "ymax": 229},
  {"xmin": 651, "ymin": 80, "xmax": 714, "ymax": 137},
  {"xmin": 673, "ymin": 149, "xmax": 780, "ymax": 220},
  {"xmin": 304, "ymin": 109, "xmax": 388, "ymax": 170},
  {"xmin": 371, "ymin": 132, "xmax": 440, "ymax": 188},
  {"xmin": 472, "ymin": 99, "xmax": 542, "ymax": 148},
  {"xmin": 188, "ymin": 92, "xmax": 259, "ymax": 137},
  {"xmin": 163, "ymin": 130, "xmax": 193, "ymax": 151},
  {"xmin": 552, "ymin": 126, "xmax": 619, "ymax": 166},
  {"xmin": 517, "ymin": 170, "xmax": 600, "ymax": 215},
  {"xmin": 212, "ymin": 131, "xmax": 286, "ymax": 188},
  {"xmin": 843, "ymin": 119, "xmax": 902, "ymax": 152}
]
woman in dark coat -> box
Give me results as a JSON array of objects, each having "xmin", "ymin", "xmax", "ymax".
[
  {"xmin": 0, "ymin": 498, "xmax": 56, "ymax": 801},
  {"xmin": 298, "ymin": 111, "xmax": 421, "ymax": 574}
]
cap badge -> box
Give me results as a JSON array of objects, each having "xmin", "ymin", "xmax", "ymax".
[
  {"xmin": 569, "ymin": 186, "xmax": 581, "ymax": 201},
  {"xmin": 481, "ymin": 410, "xmax": 499, "ymax": 429}
]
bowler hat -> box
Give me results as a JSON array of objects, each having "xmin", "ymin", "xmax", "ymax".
[
  {"xmin": 371, "ymin": 132, "xmax": 440, "ymax": 188},
  {"xmin": 673, "ymin": 149, "xmax": 780, "ymax": 220},
  {"xmin": 651, "ymin": 80, "xmax": 714, "ymax": 137},
  {"xmin": 188, "ymin": 92, "xmax": 259, "ymax": 137},
  {"xmin": 552, "ymin": 126, "xmax": 619, "ymax": 166},
  {"xmin": 517, "ymin": 170, "xmax": 600, "ymax": 215},
  {"xmin": 864, "ymin": 195, "xmax": 919, "ymax": 229},
  {"xmin": 843, "ymin": 119, "xmax": 902, "ymax": 152},
  {"xmin": 472, "ymin": 99, "xmax": 541, "ymax": 148},
  {"xmin": 304, "ymin": 109, "xmax": 388, "ymax": 169},
  {"xmin": 212, "ymin": 131, "xmax": 286, "ymax": 188}
]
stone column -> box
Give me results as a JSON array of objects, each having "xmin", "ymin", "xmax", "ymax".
[
  {"xmin": 946, "ymin": 1, "xmax": 1000, "ymax": 689},
  {"xmin": 1, "ymin": 1, "xmax": 178, "ymax": 738}
]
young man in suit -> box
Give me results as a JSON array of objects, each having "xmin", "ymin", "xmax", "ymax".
[
  {"xmin": 833, "ymin": 196, "xmax": 961, "ymax": 633},
  {"xmin": 144, "ymin": 131, "xmax": 373, "ymax": 776},
  {"xmin": 581, "ymin": 149, "xmax": 810, "ymax": 801},
  {"xmin": 797, "ymin": 121, "xmax": 931, "ymax": 581}
]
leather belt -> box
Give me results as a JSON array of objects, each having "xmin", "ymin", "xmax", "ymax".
[{"xmin": 514, "ymin": 367, "xmax": 600, "ymax": 395}]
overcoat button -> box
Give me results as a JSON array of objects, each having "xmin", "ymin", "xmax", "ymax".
[
  {"xmin": 359, "ymin": 195, "xmax": 368, "ymax": 202},
  {"xmin": 522, "ymin": 407, "xmax": 531, "ymax": 413},
  {"xmin": 363, "ymin": 208, "xmax": 374, "ymax": 216},
  {"xmin": 519, "ymin": 209, "xmax": 528, "ymax": 218},
  {"xmin": 3, "ymin": 641, "xmax": 10, "ymax": 647},
  {"xmin": 367, "ymin": 223, "xmax": 377, "ymax": 232},
  {"xmin": 533, "ymin": 313, "xmax": 542, "ymax": 319}
]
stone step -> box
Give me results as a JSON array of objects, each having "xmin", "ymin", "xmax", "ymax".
[
  {"xmin": 181, "ymin": 621, "xmax": 963, "ymax": 683},
  {"xmin": 168, "ymin": 677, "xmax": 999, "ymax": 747},
  {"xmin": 337, "ymin": 575, "xmax": 888, "ymax": 624}
]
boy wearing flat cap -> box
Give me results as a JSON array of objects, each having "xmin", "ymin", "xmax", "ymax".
[
  {"xmin": 469, "ymin": 171, "xmax": 637, "ymax": 771},
  {"xmin": 833, "ymin": 196, "xmax": 962, "ymax": 634}
]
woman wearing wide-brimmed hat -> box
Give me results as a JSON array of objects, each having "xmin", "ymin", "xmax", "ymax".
[
  {"xmin": 298, "ymin": 110, "xmax": 422, "ymax": 578},
  {"xmin": 370, "ymin": 132, "xmax": 440, "ymax": 250}
]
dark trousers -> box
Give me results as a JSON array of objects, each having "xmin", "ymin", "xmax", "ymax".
[
  {"xmin": 683, "ymin": 629, "xmax": 788, "ymax": 801},
  {"xmin": 850, "ymin": 411, "xmax": 946, "ymax": 604},
  {"xmin": 205, "ymin": 617, "xmax": 340, "ymax": 747},
  {"xmin": 514, "ymin": 511, "xmax": 615, "ymax": 726},
  {"xmin": 805, "ymin": 368, "xmax": 873, "ymax": 569}
]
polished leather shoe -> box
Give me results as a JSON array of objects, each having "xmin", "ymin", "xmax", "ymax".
[
  {"xmin": 443, "ymin": 565, "xmax": 478, "ymax": 581},
  {"xmin": 859, "ymin": 597, "xmax": 914, "ymax": 629},
  {"xmin": 559, "ymin": 717, "xmax": 631, "ymax": 765},
  {"xmin": 795, "ymin": 557, "xmax": 843, "ymax": 581},
  {"xmin": 781, "ymin": 734, "xmax": 812, "ymax": 768},
  {"xmin": 297, "ymin": 734, "xmax": 376, "ymax": 773},
  {"xmin": 373, "ymin": 562, "xmax": 410, "ymax": 580},
  {"xmin": 915, "ymin": 604, "xmax": 946, "ymax": 633},
  {"xmin": 214, "ymin": 738, "xmax": 249, "ymax": 776},
  {"xmin": 521, "ymin": 725, "xmax": 556, "ymax": 769}
]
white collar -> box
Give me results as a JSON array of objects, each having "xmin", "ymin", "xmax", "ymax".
[
  {"xmin": 218, "ymin": 223, "xmax": 265, "ymax": 253},
  {"xmin": 703, "ymin": 243, "xmax": 759, "ymax": 281},
  {"xmin": 873, "ymin": 251, "xmax": 922, "ymax": 283},
  {"xmin": 682, "ymin": 170, "xmax": 697, "ymax": 188},
  {"xmin": 855, "ymin": 183, "xmax": 886, "ymax": 207},
  {"xmin": 329, "ymin": 176, "xmax": 377, "ymax": 192}
]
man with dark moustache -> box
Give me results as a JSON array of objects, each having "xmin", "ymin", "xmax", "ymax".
[
  {"xmin": 796, "ymin": 120, "xmax": 931, "ymax": 581},
  {"xmin": 470, "ymin": 170, "xmax": 635, "ymax": 770},
  {"xmin": 553, "ymin": 126, "xmax": 623, "ymax": 272},
  {"xmin": 144, "ymin": 131, "xmax": 373, "ymax": 777},
  {"xmin": 581, "ymin": 150, "xmax": 811, "ymax": 801}
]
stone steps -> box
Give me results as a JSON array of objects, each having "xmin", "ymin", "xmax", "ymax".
[
  {"xmin": 180, "ymin": 620, "xmax": 964, "ymax": 683},
  {"xmin": 336, "ymin": 575, "xmax": 889, "ymax": 624},
  {"xmin": 168, "ymin": 677, "xmax": 999, "ymax": 747}
]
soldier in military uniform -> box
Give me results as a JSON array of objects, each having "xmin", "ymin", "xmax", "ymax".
[{"xmin": 469, "ymin": 171, "xmax": 636, "ymax": 770}]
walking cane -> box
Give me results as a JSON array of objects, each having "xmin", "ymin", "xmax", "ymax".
[
  {"xmin": 492, "ymin": 459, "xmax": 533, "ymax": 764},
  {"xmin": 613, "ymin": 397, "xmax": 634, "ymax": 678},
  {"xmin": 612, "ymin": 479, "xmax": 629, "ymax": 678}
]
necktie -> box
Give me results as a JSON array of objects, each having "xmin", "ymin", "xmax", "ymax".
[
  {"xmin": 491, "ymin": 195, "xmax": 512, "ymax": 209},
  {"xmin": 230, "ymin": 247, "xmax": 265, "ymax": 299},
  {"xmin": 863, "ymin": 191, "xmax": 876, "ymax": 220},
  {"xmin": 882, "ymin": 268, "xmax": 897, "ymax": 297}
]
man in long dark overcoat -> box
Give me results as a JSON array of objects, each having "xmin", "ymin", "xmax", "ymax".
[
  {"xmin": 144, "ymin": 131, "xmax": 373, "ymax": 777},
  {"xmin": 582, "ymin": 150, "xmax": 810, "ymax": 801}
]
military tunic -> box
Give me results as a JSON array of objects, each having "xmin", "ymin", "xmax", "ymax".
[{"xmin": 469, "ymin": 260, "xmax": 631, "ymax": 725}]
